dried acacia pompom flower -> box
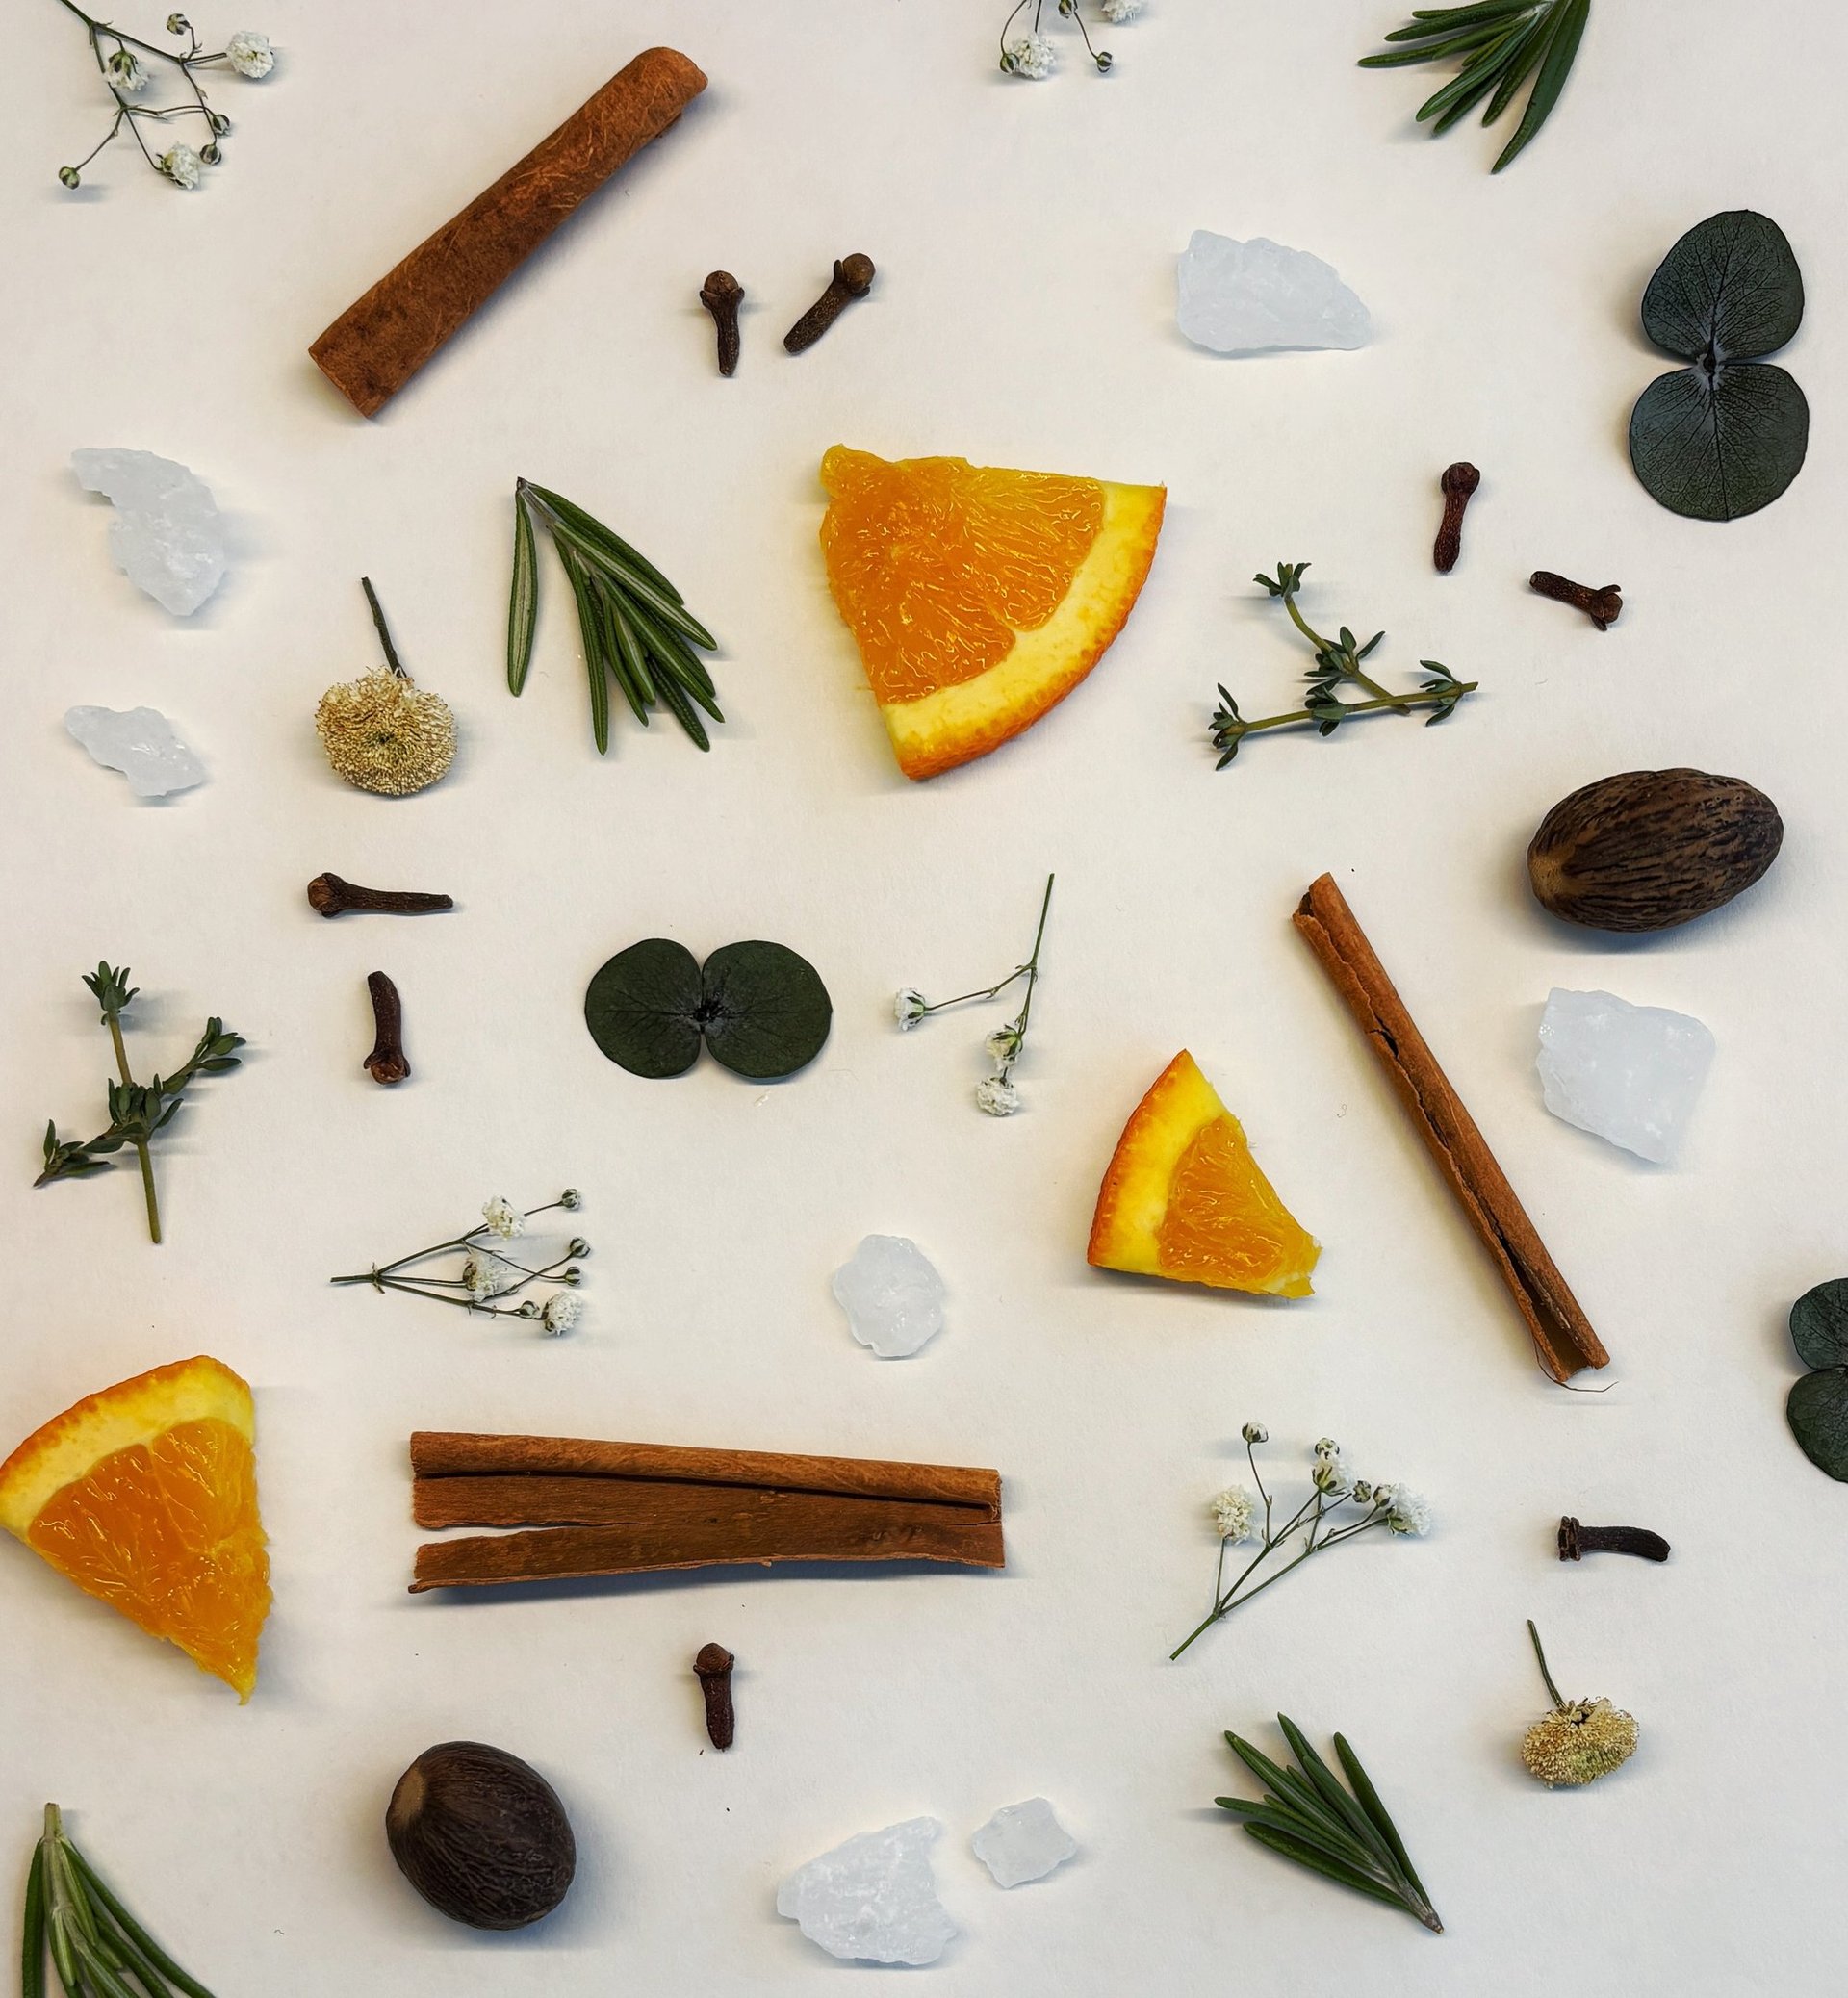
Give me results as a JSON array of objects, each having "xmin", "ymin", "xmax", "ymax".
[
  {"xmin": 1519, "ymin": 1621, "xmax": 1638, "ymax": 1788},
  {"xmin": 316, "ymin": 578, "xmax": 455, "ymax": 796}
]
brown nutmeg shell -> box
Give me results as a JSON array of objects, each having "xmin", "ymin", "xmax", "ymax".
[
  {"xmin": 1527, "ymin": 768, "xmax": 1783, "ymax": 933},
  {"xmin": 386, "ymin": 1741, "xmax": 576, "ymax": 1931}
]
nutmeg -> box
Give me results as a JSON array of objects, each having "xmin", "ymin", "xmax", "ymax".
[
  {"xmin": 1527, "ymin": 769, "xmax": 1782, "ymax": 933},
  {"xmin": 386, "ymin": 1741, "xmax": 576, "ymax": 1931}
]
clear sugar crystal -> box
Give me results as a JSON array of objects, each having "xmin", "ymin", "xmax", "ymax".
[
  {"xmin": 777, "ymin": 1817, "xmax": 956, "ymax": 1965},
  {"xmin": 831, "ymin": 1235, "xmax": 946, "ymax": 1358},
  {"xmin": 1177, "ymin": 231, "xmax": 1372, "ymax": 356},
  {"xmin": 971, "ymin": 1798, "xmax": 1078, "ymax": 1887},
  {"xmin": 1536, "ymin": 987, "xmax": 1715, "ymax": 1165},
  {"xmin": 72, "ymin": 448, "xmax": 226, "ymax": 617}
]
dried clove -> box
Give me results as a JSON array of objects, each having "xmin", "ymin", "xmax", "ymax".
[
  {"xmin": 1557, "ymin": 1516, "xmax": 1670, "ymax": 1563},
  {"xmin": 694, "ymin": 1642, "xmax": 735, "ymax": 1750},
  {"xmin": 307, "ymin": 873, "xmax": 454, "ymax": 919},
  {"xmin": 364, "ymin": 971, "xmax": 410, "ymax": 1085},
  {"xmin": 700, "ymin": 269, "xmax": 743, "ymax": 376},
  {"xmin": 1530, "ymin": 571, "xmax": 1623, "ymax": 630},
  {"xmin": 1432, "ymin": 461, "xmax": 1480, "ymax": 573},
  {"xmin": 783, "ymin": 253, "xmax": 876, "ymax": 354}
]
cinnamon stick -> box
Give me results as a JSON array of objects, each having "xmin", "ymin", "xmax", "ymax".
[
  {"xmin": 310, "ymin": 48, "xmax": 707, "ymax": 417},
  {"xmin": 408, "ymin": 1432, "xmax": 1005, "ymax": 1593},
  {"xmin": 410, "ymin": 1432, "xmax": 999, "ymax": 1512},
  {"xmin": 1293, "ymin": 875, "xmax": 1608, "ymax": 1382}
]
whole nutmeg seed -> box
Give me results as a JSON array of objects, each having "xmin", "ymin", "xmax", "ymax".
[
  {"xmin": 386, "ymin": 1741, "xmax": 576, "ymax": 1931},
  {"xmin": 1527, "ymin": 768, "xmax": 1783, "ymax": 933}
]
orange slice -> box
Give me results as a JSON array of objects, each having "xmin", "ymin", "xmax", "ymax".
[
  {"xmin": 819, "ymin": 445, "xmax": 1166, "ymax": 780},
  {"xmin": 1088, "ymin": 1051, "xmax": 1320, "ymax": 1297},
  {"xmin": 0, "ymin": 1355, "xmax": 270, "ymax": 1700}
]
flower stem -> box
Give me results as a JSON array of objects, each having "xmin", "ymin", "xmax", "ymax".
[{"xmin": 1527, "ymin": 1618, "xmax": 1565, "ymax": 1707}]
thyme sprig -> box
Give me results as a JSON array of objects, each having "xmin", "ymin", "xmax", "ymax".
[
  {"xmin": 50, "ymin": 2, "xmax": 274, "ymax": 191},
  {"xmin": 1360, "ymin": 0, "xmax": 1590, "ymax": 173},
  {"xmin": 35, "ymin": 964, "xmax": 243, "ymax": 1244},
  {"xmin": 23, "ymin": 1802, "xmax": 218, "ymax": 1998},
  {"xmin": 1210, "ymin": 563, "xmax": 1476, "ymax": 768},
  {"xmin": 1216, "ymin": 1722, "xmax": 1443, "ymax": 1933},
  {"xmin": 506, "ymin": 479, "xmax": 723, "ymax": 756}
]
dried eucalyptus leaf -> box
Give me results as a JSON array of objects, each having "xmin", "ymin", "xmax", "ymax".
[
  {"xmin": 1630, "ymin": 362, "xmax": 1808, "ymax": 523},
  {"xmin": 1787, "ymin": 1369, "xmax": 1848, "ymax": 1482},
  {"xmin": 1640, "ymin": 211, "xmax": 1804, "ymax": 363},
  {"xmin": 584, "ymin": 938, "xmax": 705, "ymax": 1077},
  {"xmin": 1630, "ymin": 210, "xmax": 1809, "ymax": 521},
  {"xmin": 700, "ymin": 941, "xmax": 833, "ymax": 1081},
  {"xmin": 1791, "ymin": 1279, "xmax": 1848, "ymax": 1371}
]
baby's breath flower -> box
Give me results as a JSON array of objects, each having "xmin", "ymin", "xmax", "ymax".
[
  {"xmin": 1100, "ymin": 0, "xmax": 1143, "ymax": 18},
  {"xmin": 975, "ymin": 1073, "xmax": 1021, "ymax": 1117},
  {"xmin": 224, "ymin": 29, "xmax": 275, "ymax": 77},
  {"xmin": 1241, "ymin": 1422, "xmax": 1269, "ymax": 1445},
  {"xmin": 481, "ymin": 1195, "xmax": 526, "ymax": 1240},
  {"xmin": 1351, "ymin": 1480, "xmax": 1374, "ymax": 1504},
  {"xmin": 1209, "ymin": 1486, "xmax": 1258, "ymax": 1543},
  {"xmin": 894, "ymin": 987, "xmax": 928, "ymax": 1031},
  {"xmin": 1004, "ymin": 32, "xmax": 1057, "ymax": 78},
  {"xmin": 161, "ymin": 143, "xmax": 203, "ymax": 189},
  {"xmin": 462, "ymin": 1255, "xmax": 514, "ymax": 1301},
  {"xmin": 541, "ymin": 1293, "xmax": 581, "ymax": 1336},
  {"xmin": 1314, "ymin": 1437, "xmax": 1340, "ymax": 1459},
  {"xmin": 1312, "ymin": 1450, "xmax": 1353, "ymax": 1497},
  {"xmin": 107, "ymin": 49, "xmax": 149, "ymax": 93},
  {"xmin": 567, "ymin": 1238, "xmax": 590, "ymax": 1259},
  {"xmin": 985, "ymin": 1026, "xmax": 1021, "ymax": 1063},
  {"xmin": 560, "ymin": 1188, "xmax": 582, "ymax": 1210},
  {"xmin": 1385, "ymin": 1488, "xmax": 1432, "ymax": 1536}
]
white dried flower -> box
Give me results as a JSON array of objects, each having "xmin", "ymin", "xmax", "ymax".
[
  {"xmin": 107, "ymin": 49, "xmax": 149, "ymax": 93},
  {"xmin": 481, "ymin": 1195, "xmax": 526, "ymax": 1240},
  {"xmin": 1100, "ymin": 0, "xmax": 1144, "ymax": 19},
  {"xmin": 161, "ymin": 144, "xmax": 203, "ymax": 189},
  {"xmin": 894, "ymin": 988, "xmax": 927, "ymax": 1031},
  {"xmin": 541, "ymin": 1293, "xmax": 581, "ymax": 1337},
  {"xmin": 1385, "ymin": 1487, "xmax": 1432, "ymax": 1537},
  {"xmin": 1004, "ymin": 32, "xmax": 1057, "ymax": 78},
  {"xmin": 1312, "ymin": 1449, "xmax": 1353, "ymax": 1498},
  {"xmin": 1351, "ymin": 1480, "xmax": 1374, "ymax": 1504},
  {"xmin": 1209, "ymin": 1486, "xmax": 1258, "ymax": 1544},
  {"xmin": 1313, "ymin": 1437, "xmax": 1340, "ymax": 1459},
  {"xmin": 224, "ymin": 28, "xmax": 275, "ymax": 77},
  {"xmin": 985, "ymin": 1027, "xmax": 1021, "ymax": 1063},
  {"xmin": 462, "ymin": 1255, "xmax": 514, "ymax": 1301},
  {"xmin": 1240, "ymin": 1422, "xmax": 1269, "ymax": 1445},
  {"xmin": 560, "ymin": 1188, "xmax": 582, "ymax": 1210},
  {"xmin": 975, "ymin": 1073, "xmax": 1021, "ymax": 1117}
]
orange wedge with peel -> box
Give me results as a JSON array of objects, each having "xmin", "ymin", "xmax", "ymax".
[
  {"xmin": 0, "ymin": 1355, "xmax": 270, "ymax": 1699},
  {"xmin": 1089, "ymin": 1051, "xmax": 1320, "ymax": 1297},
  {"xmin": 819, "ymin": 445, "xmax": 1166, "ymax": 779}
]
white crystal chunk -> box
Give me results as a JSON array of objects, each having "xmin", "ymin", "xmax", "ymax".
[
  {"xmin": 72, "ymin": 448, "xmax": 226, "ymax": 616},
  {"xmin": 1176, "ymin": 230, "xmax": 1372, "ymax": 355},
  {"xmin": 777, "ymin": 1817, "xmax": 956, "ymax": 1965},
  {"xmin": 831, "ymin": 1235, "xmax": 946, "ymax": 1358},
  {"xmin": 1536, "ymin": 987, "xmax": 1714, "ymax": 1165},
  {"xmin": 971, "ymin": 1798, "xmax": 1078, "ymax": 1887},
  {"xmin": 65, "ymin": 706, "xmax": 206, "ymax": 798}
]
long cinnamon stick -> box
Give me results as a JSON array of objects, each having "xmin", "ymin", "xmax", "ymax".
[
  {"xmin": 410, "ymin": 1432, "xmax": 1000, "ymax": 1512},
  {"xmin": 411, "ymin": 1494, "xmax": 1005, "ymax": 1593},
  {"xmin": 1293, "ymin": 874, "xmax": 1608, "ymax": 1381},
  {"xmin": 310, "ymin": 48, "xmax": 707, "ymax": 417}
]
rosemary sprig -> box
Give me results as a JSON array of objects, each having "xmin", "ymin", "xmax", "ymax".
[
  {"xmin": 506, "ymin": 479, "xmax": 723, "ymax": 756},
  {"xmin": 1216, "ymin": 1721, "xmax": 1443, "ymax": 1934},
  {"xmin": 1360, "ymin": 0, "xmax": 1591, "ymax": 172},
  {"xmin": 22, "ymin": 1803, "xmax": 218, "ymax": 1997},
  {"xmin": 35, "ymin": 964, "xmax": 243, "ymax": 1243},
  {"xmin": 1210, "ymin": 563, "xmax": 1476, "ymax": 769}
]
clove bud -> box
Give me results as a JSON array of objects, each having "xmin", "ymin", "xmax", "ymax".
[{"xmin": 694, "ymin": 1642, "xmax": 735, "ymax": 1750}]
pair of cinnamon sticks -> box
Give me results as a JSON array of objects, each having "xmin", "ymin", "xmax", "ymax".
[
  {"xmin": 1295, "ymin": 874, "xmax": 1608, "ymax": 1383},
  {"xmin": 410, "ymin": 1432, "xmax": 1005, "ymax": 1593}
]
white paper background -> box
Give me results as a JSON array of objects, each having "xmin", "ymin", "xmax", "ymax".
[{"xmin": 2, "ymin": 2, "xmax": 1844, "ymax": 1990}]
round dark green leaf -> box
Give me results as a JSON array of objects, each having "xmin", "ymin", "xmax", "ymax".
[
  {"xmin": 1641, "ymin": 211, "xmax": 1804, "ymax": 364},
  {"xmin": 1788, "ymin": 1369, "xmax": 1848, "ymax": 1482},
  {"xmin": 1791, "ymin": 1279, "xmax": 1848, "ymax": 1370},
  {"xmin": 585, "ymin": 938, "xmax": 704, "ymax": 1077},
  {"xmin": 699, "ymin": 940, "xmax": 832, "ymax": 1080},
  {"xmin": 1629, "ymin": 363, "xmax": 1809, "ymax": 521}
]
